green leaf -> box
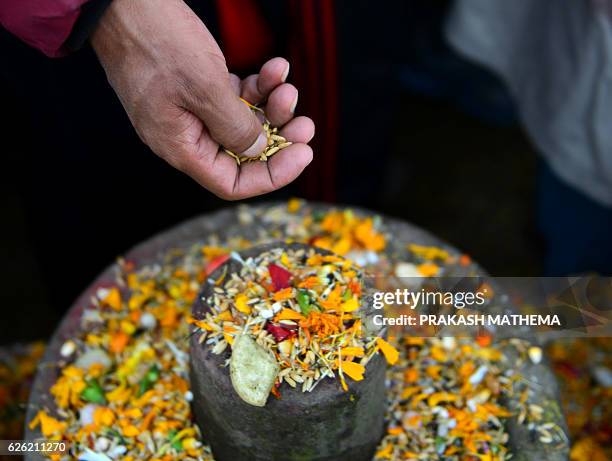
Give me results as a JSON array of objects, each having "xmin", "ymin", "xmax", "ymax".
[
  {"xmin": 81, "ymin": 380, "xmax": 106, "ymax": 404},
  {"xmin": 146, "ymin": 364, "xmax": 160, "ymax": 382},
  {"xmin": 138, "ymin": 364, "xmax": 160, "ymax": 396},
  {"xmin": 168, "ymin": 429, "xmax": 183, "ymax": 452},
  {"xmin": 171, "ymin": 439, "xmax": 183, "ymax": 451},
  {"xmin": 296, "ymin": 290, "xmax": 311, "ymax": 315}
]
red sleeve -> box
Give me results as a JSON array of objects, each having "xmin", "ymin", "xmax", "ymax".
[{"xmin": 0, "ymin": 0, "xmax": 90, "ymax": 57}]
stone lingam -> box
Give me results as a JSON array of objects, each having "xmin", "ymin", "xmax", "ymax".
[{"xmin": 189, "ymin": 242, "xmax": 387, "ymax": 461}]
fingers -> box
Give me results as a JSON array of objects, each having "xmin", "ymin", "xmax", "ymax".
[
  {"xmin": 184, "ymin": 58, "xmax": 291, "ymax": 158},
  {"xmin": 177, "ymin": 139, "xmax": 313, "ymax": 201},
  {"xmin": 264, "ymin": 84, "xmax": 298, "ymax": 127},
  {"xmin": 241, "ymin": 57, "xmax": 290, "ymax": 105},
  {"xmin": 240, "ymin": 75, "xmax": 265, "ymax": 105},
  {"xmin": 241, "ymin": 57, "xmax": 290, "ymax": 104},
  {"xmin": 279, "ymin": 116, "xmax": 315, "ymax": 144},
  {"xmin": 265, "ymin": 144, "xmax": 313, "ymax": 190},
  {"xmin": 229, "ymin": 144, "xmax": 313, "ymax": 199},
  {"xmin": 259, "ymin": 57, "xmax": 290, "ymax": 94},
  {"xmin": 182, "ymin": 73, "xmax": 267, "ymax": 158}
]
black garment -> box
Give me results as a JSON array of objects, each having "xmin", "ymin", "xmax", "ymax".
[{"xmin": 64, "ymin": 0, "xmax": 113, "ymax": 52}]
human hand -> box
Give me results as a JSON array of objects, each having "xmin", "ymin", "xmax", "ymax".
[{"xmin": 91, "ymin": 0, "xmax": 314, "ymax": 199}]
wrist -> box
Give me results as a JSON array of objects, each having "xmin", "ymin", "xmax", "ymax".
[{"xmin": 90, "ymin": 0, "xmax": 134, "ymax": 61}]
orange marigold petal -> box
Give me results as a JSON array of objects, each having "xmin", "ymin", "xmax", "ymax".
[
  {"xmin": 272, "ymin": 288, "xmax": 294, "ymax": 302},
  {"xmin": 340, "ymin": 347, "xmax": 365, "ymax": 357},
  {"xmin": 104, "ymin": 287, "xmax": 122, "ymax": 311},
  {"xmin": 340, "ymin": 360, "xmax": 365, "ymax": 382},
  {"xmin": 376, "ymin": 337, "xmax": 399, "ymax": 365},
  {"xmin": 275, "ymin": 308, "xmax": 305, "ymax": 321}
]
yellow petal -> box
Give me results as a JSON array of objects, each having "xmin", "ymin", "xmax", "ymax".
[
  {"xmin": 332, "ymin": 238, "xmax": 351, "ymax": 256},
  {"xmin": 273, "ymin": 288, "xmax": 294, "ymax": 301},
  {"xmin": 340, "ymin": 346, "xmax": 365, "ymax": 357},
  {"xmin": 340, "ymin": 361, "xmax": 365, "ymax": 381},
  {"xmin": 104, "ymin": 287, "xmax": 122, "ymax": 311},
  {"xmin": 430, "ymin": 346, "xmax": 447, "ymax": 362},
  {"xmin": 287, "ymin": 198, "xmax": 302, "ymax": 213},
  {"xmin": 376, "ymin": 337, "xmax": 399, "ymax": 365},
  {"xmin": 94, "ymin": 407, "xmax": 116, "ymax": 427},
  {"xmin": 275, "ymin": 308, "xmax": 304, "ymax": 321},
  {"xmin": 106, "ymin": 384, "xmax": 132, "ymax": 404},
  {"xmin": 123, "ymin": 425, "xmax": 140, "ymax": 437},
  {"xmin": 401, "ymin": 386, "xmax": 421, "ymax": 399},
  {"xmin": 375, "ymin": 444, "xmax": 393, "ymax": 459},
  {"xmin": 234, "ymin": 294, "xmax": 252, "ymax": 315},
  {"xmin": 217, "ymin": 310, "xmax": 233, "ymax": 322},
  {"xmin": 417, "ymin": 263, "xmax": 439, "ymax": 277},
  {"xmin": 427, "ymin": 392, "xmax": 458, "ymax": 407},
  {"xmin": 34, "ymin": 411, "xmax": 67, "ymax": 438},
  {"xmin": 341, "ymin": 297, "xmax": 359, "ymax": 313}
]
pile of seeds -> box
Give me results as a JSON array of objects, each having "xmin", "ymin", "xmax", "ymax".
[
  {"xmin": 223, "ymin": 99, "xmax": 292, "ymax": 165},
  {"xmin": 27, "ymin": 200, "xmax": 567, "ymax": 461},
  {"xmin": 191, "ymin": 247, "xmax": 398, "ymax": 400}
]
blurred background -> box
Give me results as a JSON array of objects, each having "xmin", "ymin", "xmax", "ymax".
[
  {"xmin": 0, "ymin": 1, "xmax": 611, "ymax": 456},
  {"xmin": 0, "ymin": 0, "xmax": 545, "ymax": 343}
]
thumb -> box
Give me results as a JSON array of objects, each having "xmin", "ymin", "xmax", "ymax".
[{"xmin": 184, "ymin": 76, "xmax": 267, "ymax": 157}]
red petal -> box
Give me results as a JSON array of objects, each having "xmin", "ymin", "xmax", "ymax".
[
  {"xmin": 268, "ymin": 263, "xmax": 292, "ymax": 291},
  {"xmin": 206, "ymin": 254, "xmax": 230, "ymax": 275},
  {"xmin": 265, "ymin": 323, "xmax": 296, "ymax": 342}
]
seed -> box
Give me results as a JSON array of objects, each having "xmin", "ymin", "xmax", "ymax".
[
  {"xmin": 539, "ymin": 434, "xmax": 553, "ymax": 444},
  {"xmin": 222, "ymin": 102, "xmax": 293, "ymax": 165},
  {"xmin": 265, "ymin": 146, "xmax": 280, "ymax": 157},
  {"xmin": 212, "ymin": 340, "xmax": 228, "ymax": 354},
  {"xmin": 279, "ymin": 368, "xmax": 292, "ymax": 378},
  {"xmin": 279, "ymin": 319, "xmax": 297, "ymax": 326}
]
